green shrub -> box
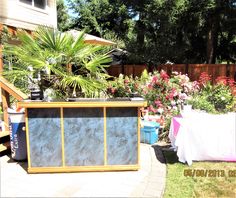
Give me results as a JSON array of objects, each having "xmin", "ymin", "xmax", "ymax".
[
  {"xmin": 192, "ymin": 94, "xmax": 217, "ymax": 114},
  {"xmin": 208, "ymin": 84, "xmax": 235, "ymax": 113}
]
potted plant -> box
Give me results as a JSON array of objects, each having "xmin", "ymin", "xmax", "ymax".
[{"xmin": 3, "ymin": 26, "xmax": 112, "ymax": 100}]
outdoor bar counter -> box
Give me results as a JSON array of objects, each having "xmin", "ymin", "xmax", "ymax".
[{"xmin": 17, "ymin": 100, "xmax": 147, "ymax": 173}]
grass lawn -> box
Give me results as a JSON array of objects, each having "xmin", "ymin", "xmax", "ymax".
[{"xmin": 163, "ymin": 149, "xmax": 236, "ymax": 198}]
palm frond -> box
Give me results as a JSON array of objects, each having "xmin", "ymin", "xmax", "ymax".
[
  {"xmin": 61, "ymin": 75, "xmax": 104, "ymax": 95},
  {"xmin": 3, "ymin": 26, "xmax": 112, "ymax": 98}
]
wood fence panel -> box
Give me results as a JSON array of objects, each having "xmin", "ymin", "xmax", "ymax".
[
  {"xmin": 228, "ymin": 64, "xmax": 236, "ymax": 80},
  {"xmin": 189, "ymin": 64, "xmax": 208, "ymax": 82},
  {"xmin": 212, "ymin": 64, "xmax": 227, "ymax": 83},
  {"xmin": 156, "ymin": 65, "xmax": 167, "ymax": 72},
  {"xmin": 171, "ymin": 64, "xmax": 186, "ymax": 74},
  {"xmin": 133, "ymin": 65, "xmax": 148, "ymax": 77},
  {"xmin": 107, "ymin": 65, "xmax": 122, "ymax": 77},
  {"xmin": 157, "ymin": 64, "xmax": 186, "ymax": 76},
  {"xmin": 124, "ymin": 65, "xmax": 134, "ymax": 76},
  {"xmin": 107, "ymin": 64, "xmax": 236, "ymax": 82}
]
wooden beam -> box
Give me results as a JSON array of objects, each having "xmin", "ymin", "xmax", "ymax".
[
  {"xmin": 0, "ymin": 24, "xmax": 3, "ymax": 72},
  {"xmin": 28, "ymin": 165, "xmax": 140, "ymax": 173},
  {"xmin": 1, "ymin": 89, "xmax": 10, "ymax": 131},
  {"xmin": 0, "ymin": 44, "xmax": 3, "ymax": 72},
  {"xmin": 0, "ymin": 77, "xmax": 28, "ymax": 101},
  {"xmin": 18, "ymin": 101, "xmax": 148, "ymax": 108}
]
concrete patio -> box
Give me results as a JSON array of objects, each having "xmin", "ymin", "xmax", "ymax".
[{"xmin": 0, "ymin": 144, "xmax": 166, "ymax": 197}]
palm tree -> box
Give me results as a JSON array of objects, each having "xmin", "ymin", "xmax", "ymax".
[{"xmin": 3, "ymin": 26, "xmax": 112, "ymax": 98}]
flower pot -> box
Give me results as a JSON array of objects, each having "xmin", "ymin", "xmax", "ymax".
[
  {"xmin": 106, "ymin": 97, "xmax": 130, "ymax": 101},
  {"xmin": 67, "ymin": 98, "xmax": 106, "ymax": 102}
]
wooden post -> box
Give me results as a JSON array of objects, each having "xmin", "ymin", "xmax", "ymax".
[
  {"xmin": 226, "ymin": 61, "xmax": 230, "ymax": 78},
  {"xmin": 0, "ymin": 45, "xmax": 3, "ymax": 72},
  {"xmin": 185, "ymin": 64, "xmax": 189, "ymax": 75},
  {"xmin": 1, "ymin": 89, "xmax": 10, "ymax": 131},
  {"xmin": 0, "ymin": 24, "xmax": 3, "ymax": 72}
]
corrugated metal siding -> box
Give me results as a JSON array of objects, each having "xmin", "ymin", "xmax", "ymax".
[{"xmin": 0, "ymin": 0, "xmax": 57, "ymax": 30}]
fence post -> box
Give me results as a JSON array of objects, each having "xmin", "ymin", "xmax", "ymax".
[
  {"xmin": 185, "ymin": 64, "xmax": 189, "ymax": 74},
  {"xmin": 226, "ymin": 62, "xmax": 230, "ymax": 77}
]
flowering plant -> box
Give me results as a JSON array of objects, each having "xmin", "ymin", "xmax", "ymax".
[
  {"xmin": 191, "ymin": 73, "xmax": 236, "ymax": 113},
  {"xmin": 142, "ymin": 71, "xmax": 199, "ymax": 116},
  {"xmin": 106, "ymin": 74, "xmax": 140, "ymax": 98}
]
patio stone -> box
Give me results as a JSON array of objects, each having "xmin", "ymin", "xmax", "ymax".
[{"xmin": 0, "ymin": 143, "xmax": 166, "ymax": 197}]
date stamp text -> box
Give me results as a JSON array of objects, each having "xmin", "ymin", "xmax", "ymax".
[{"xmin": 184, "ymin": 169, "xmax": 236, "ymax": 177}]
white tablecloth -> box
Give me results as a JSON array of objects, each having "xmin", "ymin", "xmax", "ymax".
[{"xmin": 169, "ymin": 111, "xmax": 236, "ymax": 165}]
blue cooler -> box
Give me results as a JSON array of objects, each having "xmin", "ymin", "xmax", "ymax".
[
  {"xmin": 141, "ymin": 121, "xmax": 160, "ymax": 144},
  {"xmin": 8, "ymin": 108, "xmax": 27, "ymax": 161}
]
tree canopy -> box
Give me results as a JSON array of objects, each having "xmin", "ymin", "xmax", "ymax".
[
  {"xmin": 63, "ymin": 0, "xmax": 236, "ymax": 65},
  {"xmin": 57, "ymin": 0, "xmax": 70, "ymax": 31}
]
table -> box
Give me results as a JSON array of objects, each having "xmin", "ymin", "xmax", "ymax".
[
  {"xmin": 169, "ymin": 111, "xmax": 236, "ymax": 165},
  {"xmin": 17, "ymin": 100, "xmax": 147, "ymax": 173}
]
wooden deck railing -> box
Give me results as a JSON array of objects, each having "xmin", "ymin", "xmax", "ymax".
[{"xmin": 0, "ymin": 77, "xmax": 28, "ymax": 130}]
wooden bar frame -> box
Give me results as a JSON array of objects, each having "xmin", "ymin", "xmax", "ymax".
[
  {"xmin": 21, "ymin": 101, "xmax": 147, "ymax": 173},
  {"xmin": 60, "ymin": 107, "xmax": 65, "ymax": 167},
  {"xmin": 25, "ymin": 108, "xmax": 31, "ymax": 168},
  {"xmin": 18, "ymin": 101, "xmax": 147, "ymax": 108},
  {"xmin": 103, "ymin": 107, "xmax": 107, "ymax": 165}
]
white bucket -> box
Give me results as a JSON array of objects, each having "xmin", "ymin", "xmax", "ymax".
[{"xmin": 8, "ymin": 108, "xmax": 25, "ymax": 123}]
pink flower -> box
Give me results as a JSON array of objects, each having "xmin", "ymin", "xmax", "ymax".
[
  {"xmin": 124, "ymin": 79, "xmax": 129, "ymax": 84},
  {"xmin": 148, "ymin": 84, "xmax": 153, "ymax": 90},
  {"xmin": 152, "ymin": 76, "xmax": 158, "ymax": 83},
  {"xmin": 148, "ymin": 105, "xmax": 157, "ymax": 113},
  {"xmin": 160, "ymin": 70, "xmax": 169, "ymax": 81},
  {"xmin": 111, "ymin": 88, "xmax": 116, "ymax": 94},
  {"xmin": 171, "ymin": 88, "xmax": 178, "ymax": 97},
  {"xmin": 179, "ymin": 93, "xmax": 188, "ymax": 100},
  {"xmin": 154, "ymin": 100, "xmax": 162, "ymax": 107}
]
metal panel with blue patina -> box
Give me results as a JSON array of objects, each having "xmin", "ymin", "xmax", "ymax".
[
  {"xmin": 106, "ymin": 107, "xmax": 138, "ymax": 165},
  {"xmin": 28, "ymin": 108, "xmax": 62, "ymax": 167},
  {"xmin": 63, "ymin": 108, "xmax": 104, "ymax": 166}
]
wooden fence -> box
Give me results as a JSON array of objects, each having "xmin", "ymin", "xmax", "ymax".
[
  {"xmin": 106, "ymin": 65, "xmax": 148, "ymax": 78},
  {"xmin": 107, "ymin": 64, "xmax": 236, "ymax": 83}
]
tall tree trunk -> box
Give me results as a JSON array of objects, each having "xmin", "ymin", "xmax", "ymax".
[
  {"xmin": 136, "ymin": 12, "xmax": 145, "ymax": 48},
  {"xmin": 206, "ymin": 14, "xmax": 219, "ymax": 64}
]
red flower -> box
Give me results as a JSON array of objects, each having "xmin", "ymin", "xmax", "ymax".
[
  {"xmin": 199, "ymin": 72, "xmax": 211, "ymax": 85},
  {"xmin": 228, "ymin": 78, "xmax": 235, "ymax": 88},
  {"xmin": 216, "ymin": 76, "xmax": 227, "ymax": 86}
]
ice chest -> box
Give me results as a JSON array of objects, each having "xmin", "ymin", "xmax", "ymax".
[
  {"xmin": 141, "ymin": 121, "xmax": 160, "ymax": 144},
  {"xmin": 8, "ymin": 108, "xmax": 27, "ymax": 161}
]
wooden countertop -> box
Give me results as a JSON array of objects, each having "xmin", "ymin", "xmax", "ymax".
[{"xmin": 17, "ymin": 99, "xmax": 147, "ymax": 108}]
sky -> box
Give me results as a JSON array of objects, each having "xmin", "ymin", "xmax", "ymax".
[{"xmin": 64, "ymin": 0, "xmax": 76, "ymax": 17}]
